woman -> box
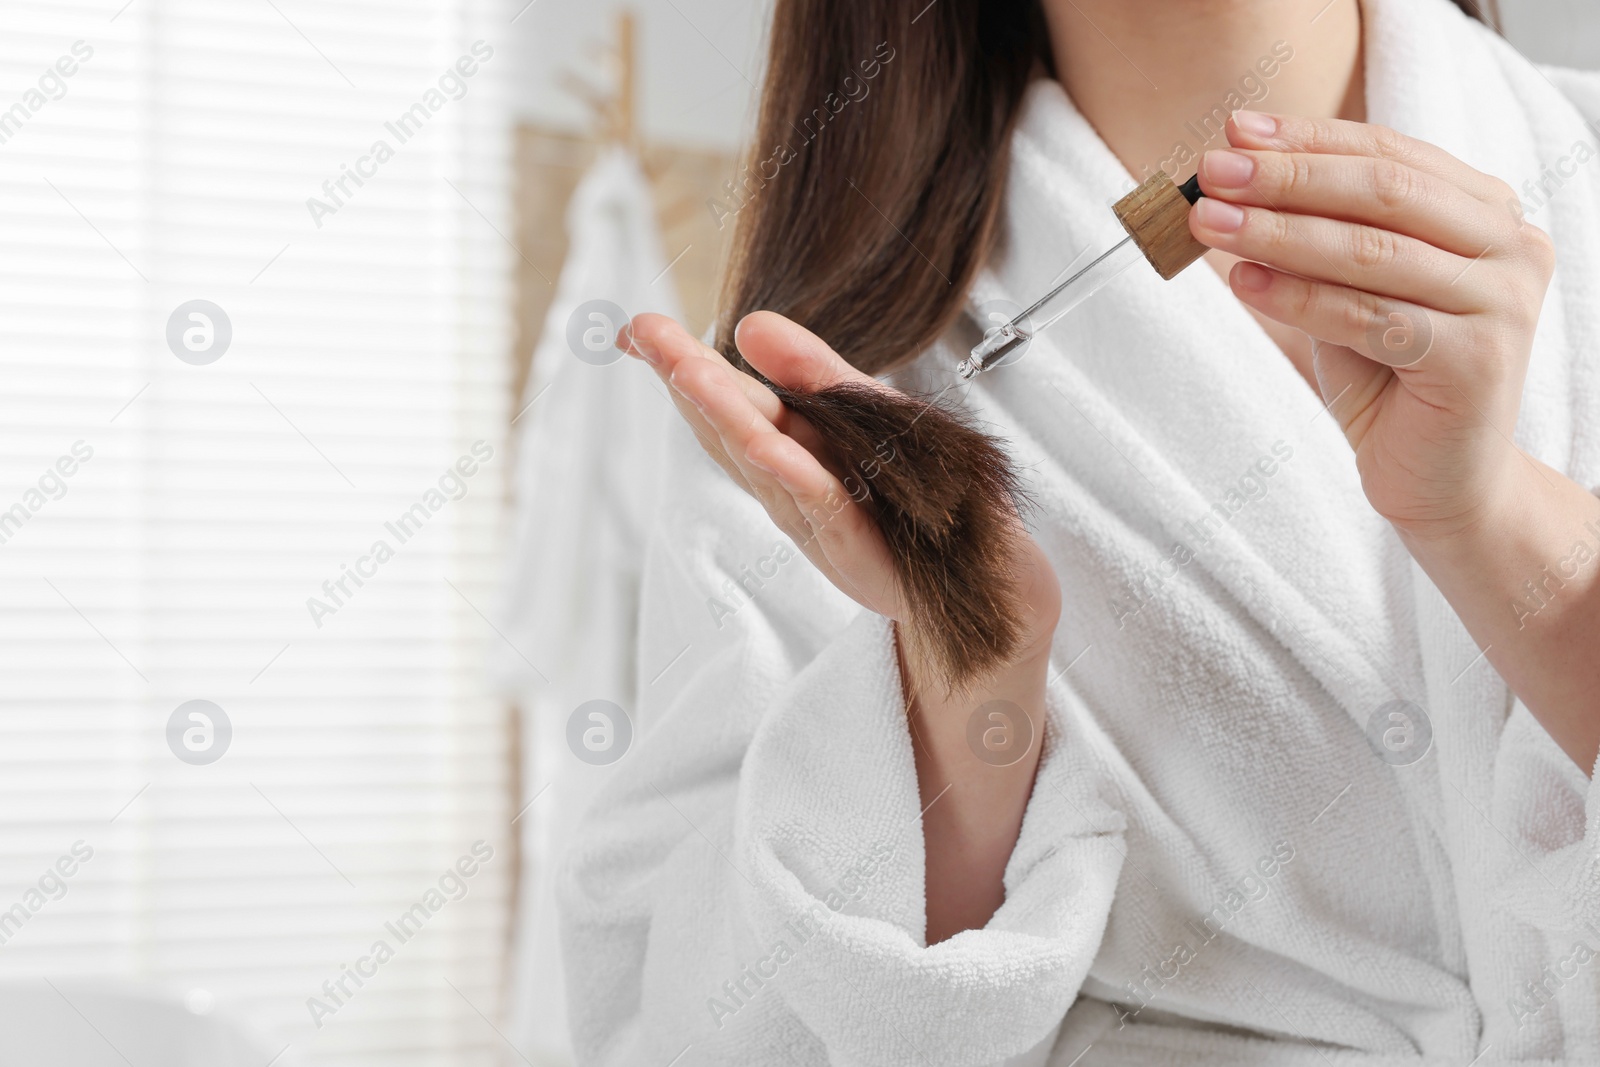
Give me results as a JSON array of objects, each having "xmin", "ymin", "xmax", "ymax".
[{"xmin": 562, "ymin": 0, "xmax": 1600, "ymax": 1062}]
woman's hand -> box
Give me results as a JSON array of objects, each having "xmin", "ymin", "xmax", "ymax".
[
  {"xmin": 619, "ymin": 309, "xmax": 1061, "ymax": 661},
  {"xmin": 1191, "ymin": 111, "xmax": 1600, "ymax": 772},
  {"xmin": 621, "ymin": 310, "xmax": 906, "ymax": 621},
  {"xmin": 620, "ymin": 309, "xmax": 1061, "ymax": 940},
  {"xmin": 1190, "ymin": 110, "xmax": 1556, "ymax": 542}
]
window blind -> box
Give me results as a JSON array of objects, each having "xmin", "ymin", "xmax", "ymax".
[{"xmin": 0, "ymin": 2, "xmax": 517, "ymax": 1064}]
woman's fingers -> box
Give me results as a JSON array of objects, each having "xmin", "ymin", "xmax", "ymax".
[
  {"xmin": 660, "ymin": 351, "xmax": 818, "ymax": 542},
  {"xmin": 733, "ymin": 310, "xmax": 879, "ymax": 393},
  {"xmin": 1189, "ymin": 199, "xmax": 1487, "ymax": 313},
  {"xmin": 1197, "ymin": 116, "xmax": 1557, "ymax": 333},
  {"xmin": 1225, "ymin": 111, "xmax": 1515, "ymax": 205},
  {"xmin": 744, "ymin": 430, "xmax": 903, "ymax": 615},
  {"xmin": 732, "ymin": 310, "xmax": 898, "ymax": 460},
  {"xmin": 618, "ymin": 314, "xmax": 754, "ymax": 490},
  {"xmin": 666, "ymin": 353, "xmax": 788, "ymax": 477},
  {"xmin": 624, "ymin": 312, "xmax": 847, "ymax": 528},
  {"xmin": 1227, "ymin": 260, "xmax": 1470, "ymax": 374},
  {"xmin": 626, "ymin": 313, "xmax": 790, "ymax": 425},
  {"xmin": 1196, "ymin": 147, "xmax": 1515, "ymax": 258},
  {"xmin": 674, "ymin": 353, "xmax": 893, "ymax": 613},
  {"xmin": 627, "ymin": 309, "xmax": 908, "ymax": 619}
]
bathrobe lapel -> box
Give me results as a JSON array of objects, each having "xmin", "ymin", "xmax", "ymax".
[{"xmin": 962, "ymin": 80, "xmax": 1416, "ymax": 729}]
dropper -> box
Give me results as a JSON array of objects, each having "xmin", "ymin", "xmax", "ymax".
[{"xmin": 959, "ymin": 173, "xmax": 1207, "ymax": 379}]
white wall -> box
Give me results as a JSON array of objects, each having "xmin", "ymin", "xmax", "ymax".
[
  {"xmin": 507, "ymin": 0, "xmax": 1595, "ymax": 152},
  {"xmin": 508, "ymin": 0, "xmax": 770, "ymax": 150},
  {"xmin": 1501, "ymin": 0, "xmax": 1600, "ymax": 69}
]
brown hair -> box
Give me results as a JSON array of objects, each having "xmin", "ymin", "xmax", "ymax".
[{"xmin": 714, "ymin": 0, "xmax": 1484, "ymax": 689}]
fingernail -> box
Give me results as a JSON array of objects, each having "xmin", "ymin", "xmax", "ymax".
[
  {"xmin": 1232, "ymin": 110, "xmax": 1277, "ymax": 139},
  {"xmin": 1234, "ymin": 261, "xmax": 1273, "ymax": 292},
  {"xmin": 623, "ymin": 327, "xmax": 660, "ymax": 365},
  {"xmin": 1194, "ymin": 197, "xmax": 1245, "ymax": 234},
  {"xmin": 1203, "ymin": 149, "xmax": 1255, "ymax": 189}
]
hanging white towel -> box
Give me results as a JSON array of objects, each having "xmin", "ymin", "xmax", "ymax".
[
  {"xmin": 495, "ymin": 146, "xmax": 681, "ymax": 1063},
  {"xmin": 559, "ymin": 0, "xmax": 1600, "ymax": 1063}
]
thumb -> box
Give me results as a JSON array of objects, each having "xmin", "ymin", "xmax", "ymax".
[
  {"xmin": 1311, "ymin": 338, "xmax": 1391, "ymax": 442},
  {"xmin": 733, "ymin": 310, "xmax": 881, "ymax": 394}
]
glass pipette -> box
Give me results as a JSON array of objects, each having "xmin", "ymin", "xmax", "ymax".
[{"xmin": 958, "ymin": 173, "xmax": 1205, "ymax": 380}]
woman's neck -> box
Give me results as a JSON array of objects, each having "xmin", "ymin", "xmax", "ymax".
[{"xmin": 1041, "ymin": 0, "xmax": 1366, "ymax": 183}]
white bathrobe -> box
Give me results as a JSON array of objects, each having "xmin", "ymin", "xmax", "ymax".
[
  {"xmin": 558, "ymin": 0, "xmax": 1600, "ymax": 1063},
  {"xmin": 497, "ymin": 147, "xmax": 680, "ymax": 1063}
]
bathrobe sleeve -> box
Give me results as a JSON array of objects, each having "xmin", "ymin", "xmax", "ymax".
[
  {"xmin": 1477, "ymin": 64, "xmax": 1600, "ymax": 939},
  {"xmin": 1485, "ymin": 705, "xmax": 1600, "ymax": 936},
  {"xmin": 558, "ymin": 423, "xmax": 1126, "ymax": 1067}
]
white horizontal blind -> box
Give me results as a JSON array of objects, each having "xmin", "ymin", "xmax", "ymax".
[{"xmin": 0, "ymin": 1, "xmax": 517, "ymax": 1064}]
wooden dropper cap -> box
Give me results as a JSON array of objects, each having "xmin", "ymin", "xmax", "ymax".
[{"xmin": 1112, "ymin": 172, "xmax": 1208, "ymax": 280}]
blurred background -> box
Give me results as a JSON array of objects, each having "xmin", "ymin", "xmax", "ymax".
[{"xmin": 0, "ymin": 1, "xmax": 1592, "ymax": 1065}]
